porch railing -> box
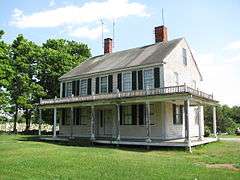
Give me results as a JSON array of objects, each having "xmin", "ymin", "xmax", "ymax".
[{"xmin": 40, "ymin": 85, "xmax": 214, "ymax": 105}]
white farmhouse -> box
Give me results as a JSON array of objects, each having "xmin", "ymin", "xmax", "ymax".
[{"xmin": 39, "ymin": 25, "xmax": 218, "ymax": 150}]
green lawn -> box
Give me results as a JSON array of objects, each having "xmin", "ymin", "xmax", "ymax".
[
  {"xmin": 218, "ymin": 134, "xmax": 240, "ymax": 138},
  {"xmin": 0, "ymin": 135, "xmax": 239, "ymax": 180}
]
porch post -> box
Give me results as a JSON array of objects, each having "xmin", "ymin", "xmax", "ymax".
[
  {"xmin": 116, "ymin": 104, "xmax": 121, "ymax": 141},
  {"xmin": 90, "ymin": 105, "xmax": 96, "ymax": 141},
  {"xmin": 145, "ymin": 101, "xmax": 151, "ymax": 143},
  {"xmin": 38, "ymin": 109, "xmax": 42, "ymax": 136},
  {"xmin": 184, "ymin": 99, "xmax": 191, "ymax": 152},
  {"xmin": 213, "ymin": 106, "xmax": 217, "ymax": 138},
  {"xmin": 53, "ymin": 107, "xmax": 57, "ymax": 138},
  {"xmin": 70, "ymin": 107, "xmax": 74, "ymax": 138},
  {"xmin": 198, "ymin": 106, "xmax": 204, "ymax": 140}
]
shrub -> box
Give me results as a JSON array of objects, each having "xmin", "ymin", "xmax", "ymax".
[{"xmin": 204, "ymin": 126, "xmax": 211, "ymax": 137}]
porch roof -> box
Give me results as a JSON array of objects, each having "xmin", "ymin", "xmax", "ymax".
[{"xmin": 39, "ymin": 85, "xmax": 218, "ymax": 109}]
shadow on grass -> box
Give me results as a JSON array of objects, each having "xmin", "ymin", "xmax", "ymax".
[{"xmin": 17, "ymin": 135, "xmax": 186, "ymax": 153}]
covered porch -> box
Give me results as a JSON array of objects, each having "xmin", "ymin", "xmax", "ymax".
[{"xmin": 38, "ymin": 85, "xmax": 219, "ymax": 151}]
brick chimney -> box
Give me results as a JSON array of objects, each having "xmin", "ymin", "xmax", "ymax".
[
  {"xmin": 104, "ymin": 38, "xmax": 112, "ymax": 54},
  {"xmin": 154, "ymin": 25, "xmax": 168, "ymax": 43}
]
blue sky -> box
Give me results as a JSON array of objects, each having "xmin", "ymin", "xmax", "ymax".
[{"xmin": 1, "ymin": 0, "xmax": 240, "ymax": 105}]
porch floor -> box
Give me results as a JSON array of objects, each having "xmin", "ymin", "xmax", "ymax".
[
  {"xmin": 39, "ymin": 136, "xmax": 218, "ymax": 147},
  {"xmin": 93, "ymin": 137, "xmax": 218, "ymax": 147}
]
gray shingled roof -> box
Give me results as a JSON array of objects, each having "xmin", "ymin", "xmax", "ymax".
[{"xmin": 59, "ymin": 38, "xmax": 183, "ymax": 80}]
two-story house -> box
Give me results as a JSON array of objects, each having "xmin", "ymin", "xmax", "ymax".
[{"xmin": 39, "ymin": 25, "xmax": 218, "ymax": 151}]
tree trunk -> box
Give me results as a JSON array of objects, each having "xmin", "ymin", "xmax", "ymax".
[
  {"xmin": 13, "ymin": 105, "xmax": 18, "ymax": 133},
  {"xmin": 25, "ymin": 110, "xmax": 31, "ymax": 132}
]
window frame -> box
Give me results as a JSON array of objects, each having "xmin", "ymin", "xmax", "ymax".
[
  {"xmin": 182, "ymin": 48, "xmax": 187, "ymax": 66},
  {"xmin": 121, "ymin": 105, "xmax": 133, "ymax": 125},
  {"xmin": 80, "ymin": 78, "xmax": 88, "ymax": 96},
  {"xmin": 173, "ymin": 104, "xmax": 183, "ymax": 125},
  {"xmin": 143, "ymin": 68, "xmax": 154, "ymax": 90},
  {"xmin": 174, "ymin": 72, "xmax": 179, "ymax": 86},
  {"xmin": 100, "ymin": 75, "xmax": 108, "ymax": 94},
  {"xmin": 122, "ymin": 71, "xmax": 132, "ymax": 92},
  {"xmin": 66, "ymin": 81, "xmax": 72, "ymax": 97}
]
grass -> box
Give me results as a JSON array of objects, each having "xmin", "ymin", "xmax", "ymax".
[
  {"xmin": 218, "ymin": 134, "xmax": 240, "ymax": 138},
  {"xmin": 0, "ymin": 135, "xmax": 239, "ymax": 180}
]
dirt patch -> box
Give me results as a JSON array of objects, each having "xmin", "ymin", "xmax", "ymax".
[{"xmin": 207, "ymin": 164, "xmax": 240, "ymax": 171}]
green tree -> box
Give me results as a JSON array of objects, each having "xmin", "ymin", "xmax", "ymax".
[
  {"xmin": 9, "ymin": 35, "xmax": 45, "ymax": 132},
  {"xmin": 37, "ymin": 39, "xmax": 91, "ymax": 99},
  {"xmin": 0, "ymin": 30, "xmax": 13, "ymax": 112},
  {"xmin": 37, "ymin": 39, "xmax": 91, "ymax": 124}
]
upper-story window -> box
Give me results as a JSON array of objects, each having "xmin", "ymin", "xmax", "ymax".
[
  {"xmin": 66, "ymin": 82, "xmax": 72, "ymax": 97},
  {"xmin": 182, "ymin": 48, "xmax": 187, "ymax": 65},
  {"xmin": 100, "ymin": 76, "xmax": 108, "ymax": 93},
  {"xmin": 80, "ymin": 79, "xmax": 87, "ymax": 96},
  {"xmin": 143, "ymin": 69, "xmax": 154, "ymax": 90},
  {"xmin": 174, "ymin": 72, "xmax": 179, "ymax": 85},
  {"xmin": 122, "ymin": 72, "xmax": 132, "ymax": 91}
]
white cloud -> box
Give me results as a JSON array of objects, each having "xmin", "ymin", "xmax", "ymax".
[
  {"xmin": 10, "ymin": 0, "xmax": 149, "ymax": 28},
  {"xmin": 194, "ymin": 50, "xmax": 240, "ymax": 106},
  {"xmin": 68, "ymin": 25, "xmax": 109, "ymax": 39},
  {"xmin": 224, "ymin": 40, "xmax": 240, "ymax": 50}
]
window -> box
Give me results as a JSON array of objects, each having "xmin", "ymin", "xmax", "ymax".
[
  {"xmin": 66, "ymin": 82, "xmax": 72, "ymax": 97},
  {"xmin": 65, "ymin": 108, "xmax": 71, "ymax": 125},
  {"xmin": 174, "ymin": 72, "xmax": 179, "ymax": 85},
  {"xmin": 80, "ymin": 79, "xmax": 87, "ymax": 96},
  {"xmin": 143, "ymin": 69, "xmax": 154, "ymax": 90},
  {"xmin": 100, "ymin": 76, "xmax": 108, "ymax": 93},
  {"xmin": 122, "ymin": 72, "xmax": 132, "ymax": 91},
  {"xmin": 173, "ymin": 104, "xmax": 183, "ymax": 125},
  {"xmin": 122, "ymin": 105, "xmax": 132, "ymax": 125},
  {"xmin": 183, "ymin": 48, "xmax": 187, "ymax": 65},
  {"xmin": 80, "ymin": 107, "xmax": 90, "ymax": 125}
]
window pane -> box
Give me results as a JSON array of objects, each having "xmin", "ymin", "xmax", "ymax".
[
  {"xmin": 80, "ymin": 79, "xmax": 87, "ymax": 96},
  {"xmin": 122, "ymin": 72, "xmax": 132, "ymax": 91},
  {"xmin": 67, "ymin": 82, "xmax": 72, "ymax": 97},
  {"xmin": 123, "ymin": 105, "xmax": 132, "ymax": 125},
  {"xmin": 183, "ymin": 48, "xmax": 187, "ymax": 65},
  {"xmin": 100, "ymin": 76, "xmax": 108, "ymax": 93},
  {"xmin": 143, "ymin": 69, "xmax": 154, "ymax": 90}
]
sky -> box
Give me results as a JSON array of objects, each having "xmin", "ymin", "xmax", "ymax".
[{"xmin": 1, "ymin": 0, "xmax": 240, "ymax": 106}]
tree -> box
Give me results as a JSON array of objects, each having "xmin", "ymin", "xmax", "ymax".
[
  {"xmin": 0, "ymin": 30, "xmax": 13, "ymax": 113},
  {"xmin": 8, "ymin": 35, "xmax": 45, "ymax": 132},
  {"xmin": 37, "ymin": 39, "xmax": 91, "ymax": 99},
  {"xmin": 36, "ymin": 39, "xmax": 91, "ymax": 124}
]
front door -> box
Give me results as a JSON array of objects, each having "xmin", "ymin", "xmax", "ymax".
[{"xmin": 97, "ymin": 110, "xmax": 113, "ymax": 137}]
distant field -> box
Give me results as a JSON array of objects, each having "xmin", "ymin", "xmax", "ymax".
[{"xmin": 0, "ymin": 135, "xmax": 239, "ymax": 180}]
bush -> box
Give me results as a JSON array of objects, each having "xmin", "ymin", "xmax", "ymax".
[{"xmin": 204, "ymin": 126, "xmax": 211, "ymax": 137}]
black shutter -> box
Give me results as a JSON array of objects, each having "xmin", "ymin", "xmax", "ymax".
[
  {"xmin": 173, "ymin": 104, "xmax": 176, "ymax": 124},
  {"xmin": 76, "ymin": 80, "xmax": 80, "ymax": 96},
  {"xmin": 108, "ymin": 75, "xmax": 113, "ymax": 93},
  {"xmin": 132, "ymin": 105, "xmax": 137, "ymax": 125},
  {"xmin": 137, "ymin": 70, "xmax": 143, "ymax": 90},
  {"xmin": 120, "ymin": 105, "xmax": 123, "ymax": 125},
  {"xmin": 62, "ymin": 82, "xmax": 65, "ymax": 97},
  {"xmin": 180, "ymin": 105, "xmax": 183, "ymax": 124},
  {"xmin": 138, "ymin": 104, "xmax": 144, "ymax": 125},
  {"xmin": 62, "ymin": 109, "xmax": 65, "ymax": 125},
  {"xmin": 72, "ymin": 81, "xmax": 76, "ymax": 96},
  {"xmin": 96, "ymin": 77, "xmax": 99, "ymax": 94},
  {"xmin": 117, "ymin": 73, "xmax": 122, "ymax": 91},
  {"xmin": 87, "ymin": 78, "xmax": 92, "ymax": 95},
  {"xmin": 154, "ymin": 67, "xmax": 160, "ymax": 88},
  {"xmin": 76, "ymin": 108, "xmax": 80, "ymax": 125},
  {"xmin": 132, "ymin": 71, "xmax": 137, "ymax": 90}
]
